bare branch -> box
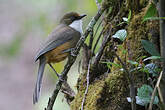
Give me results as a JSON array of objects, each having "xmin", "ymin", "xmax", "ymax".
[
  {"xmin": 159, "ymin": 0, "xmax": 165, "ymax": 108},
  {"xmin": 95, "ymin": 0, "xmax": 101, "ymax": 9},
  {"xmin": 93, "ymin": 28, "xmax": 104, "ymax": 54},
  {"xmin": 81, "ymin": 60, "xmax": 91, "ymax": 110},
  {"xmin": 61, "ymin": 81, "xmax": 76, "ymax": 104},
  {"xmin": 93, "ymin": 27, "xmax": 111, "ymax": 66},
  {"xmin": 89, "ymin": 30, "xmax": 94, "ymax": 50},
  {"xmin": 148, "ymin": 71, "xmax": 164, "ymax": 110}
]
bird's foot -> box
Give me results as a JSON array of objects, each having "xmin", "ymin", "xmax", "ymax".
[
  {"xmin": 58, "ymin": 74, "xmax": 67, "ymax": 82},
  {"xmin": 48, "ymin": 63, "xmax": 60, "ymax": 78},
  {"xmin": 71, "ymin": 48, "xmax": 77, "ymax": 57}
]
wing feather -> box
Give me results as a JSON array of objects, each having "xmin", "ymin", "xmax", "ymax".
[{"xmin": 35, "ymin": 24, "xmax": 80, "ymax": 61}]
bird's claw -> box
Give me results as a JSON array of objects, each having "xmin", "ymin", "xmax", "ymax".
[{"xmin": 71, "ymin": 48, "xmax": 77, "ymax": 57}]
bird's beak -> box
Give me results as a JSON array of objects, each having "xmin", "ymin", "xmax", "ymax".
[{"xmin": 79, "ymin": 14, "xmax": 87, "ymax": 19}]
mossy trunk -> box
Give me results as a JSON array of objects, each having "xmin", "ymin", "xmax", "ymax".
[{"xmin": 70, "ymin": 0, "xmax": 159, "ymax": 110}]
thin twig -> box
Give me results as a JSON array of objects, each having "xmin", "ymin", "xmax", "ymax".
[
  {"xmin": 157, "ymin": 86, "xmax": 164, "ymax": 105},
  {"xmin": 78, "ymin": 60, "xmax": 81, "ymax": 74},
  {"xmin": 114, "ymin": 52, "xmax": 136, "ymax": 110},
  {"xmin": 159, "ymin": 0, "xmax": 165, "ymax": 108},
  {"xmin": 81, "ymin": 60, "xmax": 91, "ymax": 110},
  {"xmin": 82, "ymin": 44, "xmax": 91, "ymax": 70},
  {"xmin": 148, "ymin": 71, "xmax": 163, "ymax": 110},
  {"xmin": 89, "ymin": 29, "xmax": 94, "ymax": 50},
  {"xmin": 95, "ymin": 0, "xmax": 101, "ymax": 9},
  {"xmin": 61, "ymin": 82, "xmax": 75, "ymax": 97},
  {"xmin": 93, "ymin": 20, "xmax": 102, "ymax": 38},
  {"xmin": 93, "ymin": 27, "xmax": 111, "ymax": 66},
  {"xmin": 45, "ymin": 7, "xmax": 106, "ymax": 110},
  {"xmin": 61, "ymin": 81, "xmax": 76, "ymax": 104},
  {"xmin": 93, "ymin": 28, "xmax": 104, "ymax": 54}
]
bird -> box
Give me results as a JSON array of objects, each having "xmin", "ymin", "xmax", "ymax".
[{"xmin": 33, "ymin": 12, "xmax": 86, "ymax": 104}]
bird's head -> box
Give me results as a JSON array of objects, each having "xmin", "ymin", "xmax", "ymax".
[{"xmin": 60, "ymin": 12, "xmax": 86, "ymax": 25}]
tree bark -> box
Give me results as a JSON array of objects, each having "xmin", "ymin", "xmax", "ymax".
[{"xmin": 159, "ymin": 0, "xmax": 165, "ymax": 108}]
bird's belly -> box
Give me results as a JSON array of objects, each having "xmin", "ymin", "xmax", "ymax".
[
  {"xmin": 46, "ymin": 52, "xmax": 68, "ymax": 63},
  {"xmin": 44, "ymin": 42, "xmax": 71, "ymax": 63}
]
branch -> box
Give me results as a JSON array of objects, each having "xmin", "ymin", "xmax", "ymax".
[
  {"xmin": 93, "ymin": 19, "xmax": 103, "ymax": 38},
  {"xmin": 95, "ymin": 0, "xmax": 101, "ymax": 9},
  {"xmin": 92, "ymin": 28, "xmax": 104, "ymax": 54},
  {"xmin": 45, "ymin": 7, "xmax": 106, "ymax": 110},
  {"xmin": 159, "ymin": 0, "xmax": 165, "ymax": 108},
  {"xmin": 81, "ymin": 60, "xmax": 91, "ymax": 110},
  {"xmin": 93, "ymin": 27, "xmax": 111, "ymax": 66},
  {"xmin": 148, "ymin": 71, "xmax": 164, "ymax": 110},
  {"xmin": 89, "ymin": 30, "xmax": 94, "ymax": 50},
  {"xmin": 61, "ymin": 81, "xmax": 76, "ymax": 104}
]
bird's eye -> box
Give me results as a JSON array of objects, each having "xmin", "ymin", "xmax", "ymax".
[{"xmin": 71, "ymin": 16, "xmax": 76, "ymax": 21}]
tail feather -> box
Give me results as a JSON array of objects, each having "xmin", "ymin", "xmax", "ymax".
[{"xmin": 33, "ymin": 56, "xmax": 46, "ymax": 104}]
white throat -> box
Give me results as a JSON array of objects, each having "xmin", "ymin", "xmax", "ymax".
[{"xmin": 69, "ymin": 19, "xmax": 83, "ymax": 34}]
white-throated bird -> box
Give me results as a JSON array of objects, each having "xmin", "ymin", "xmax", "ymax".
[{"xmin": 33, "ymin": 12, "xmax": 86, "ymax": 104}]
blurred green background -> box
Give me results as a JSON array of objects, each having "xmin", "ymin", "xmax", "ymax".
[{"xmin": 0, "ymin": 0, "xmax": 98, "ymax": 110}]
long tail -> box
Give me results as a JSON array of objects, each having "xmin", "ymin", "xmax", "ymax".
[{"xmin": 33, "ymin": 56, "xmax": 46, "ymax": 104}]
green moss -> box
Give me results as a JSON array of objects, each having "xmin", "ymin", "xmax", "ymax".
[
  {"xmin": 103, "ymin": 72, "xmax": 129, "ymax": 109},
  {"xmin": 71, "ymin": 71, "xmax": 130, "ymax": 110},
  {"xmin": 70, "ymin": 78, "xmax": 105, "ymax": 110}
]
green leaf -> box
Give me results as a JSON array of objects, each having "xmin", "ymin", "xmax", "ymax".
[
  {"xmin": 128, "ymin": 60, "xmax": 138, "ymax": 65},
  {"xmin": 144, "ymin": 17, "xmax": 165, "ymax": 21},
  {"xmin": 143, "ymin": 3, "xmax": 157, "ymax": 22},
  {"xmin": 98, "ymin": 0, "xmax": 102, "ymax": 3},
  {"xmin": 112, "ymin": 29, "xmax": 127, "ymax": 41},
  {"xmin": 144, "ymin": 63, "xmax": 158, "ymax": 76},
  {"xmin": 102, "ymin": 62, "xmax": 121, "ymax": 69},
  {"xmin": 141, "ymin": 40, "xmax": 160, "ymax": 56},
  {"xmin": 143, "ymin": 56, "xmax": 162, "ymax": 62},
  {"xmin": 122, "ymin": 10, "xmax": 131, "ymax": 24},
  {"xmin": 128, "ymin": 9, "xmax": 132, "ymax": 22},
  {"xmin": 137, "ymin": 84, "xmax": 159, "ymax": 105},
  {"xmin": 122, "ymin": 49, "xmax": 127, "ymax": 54}
]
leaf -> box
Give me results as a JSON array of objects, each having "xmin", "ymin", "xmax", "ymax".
[
  {"xmin": 128, "ymin": 60, "xmax": 138, "ymax": 65},
  {"xmin": 144, "ymin": 63, "xmax": 158, "ymax": 76},
  {"xmin": 98, "ymin": 0, "xmax": 102, "ymax": 3},
  {"xmin": 143, "ymin": 56, "xmax": 162, "ymax": 62},
  {"xmin": 143, "ymin": 3, "xmax": 157, "ymax": 22},
  {"xmin": 128, "ymin": 9, "xmax": 132, "ymax": 22},
  {"xmin": 137, "ymin": 84, "xmax": 159, "ymax": 105},
  {"xmin": 141, "ymin": 40, "xmax": 160, "ymax": 56},
  {"xmin": 122, "ymin": 10, "xmax": 131, "ymax": 24},
  {"xmin": 122, "ymin": 49, "xmax": 127, "ymax": 54},
  {"xmin": 144, "ymin": 17, "xmax": 165, "ymax": 21},
  {"xmin": 127, "ymin": 96, "xmax": 148, "ymax": 106},
  {"xmin": 112, "ymin": 29, "xmax": 127, "ymax": 42},
  {"xmin": 123, "ymin": 17, "xmax": 128, "ymax": 22},
  {"xmin": 101, "ymin": 62, "xmax": 121, "ymax": 69}
]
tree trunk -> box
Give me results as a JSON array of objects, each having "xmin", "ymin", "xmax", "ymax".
[{"xmin": 159, "ymin": 0, "xmax": 165, "ymax": 108}]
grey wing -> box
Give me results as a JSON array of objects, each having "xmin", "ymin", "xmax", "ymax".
[{"xmin": 34, "ymin": 26, "xmax": 80, "ymax": 61}]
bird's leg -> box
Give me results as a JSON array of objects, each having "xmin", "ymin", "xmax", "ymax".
[
  {"xmin": 48, "ymin": 63, "xmax": 60, "ymax": 78},
  {"xmin": 48, "ymin": 63, "xmax": 66, "ymax": 82}
]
